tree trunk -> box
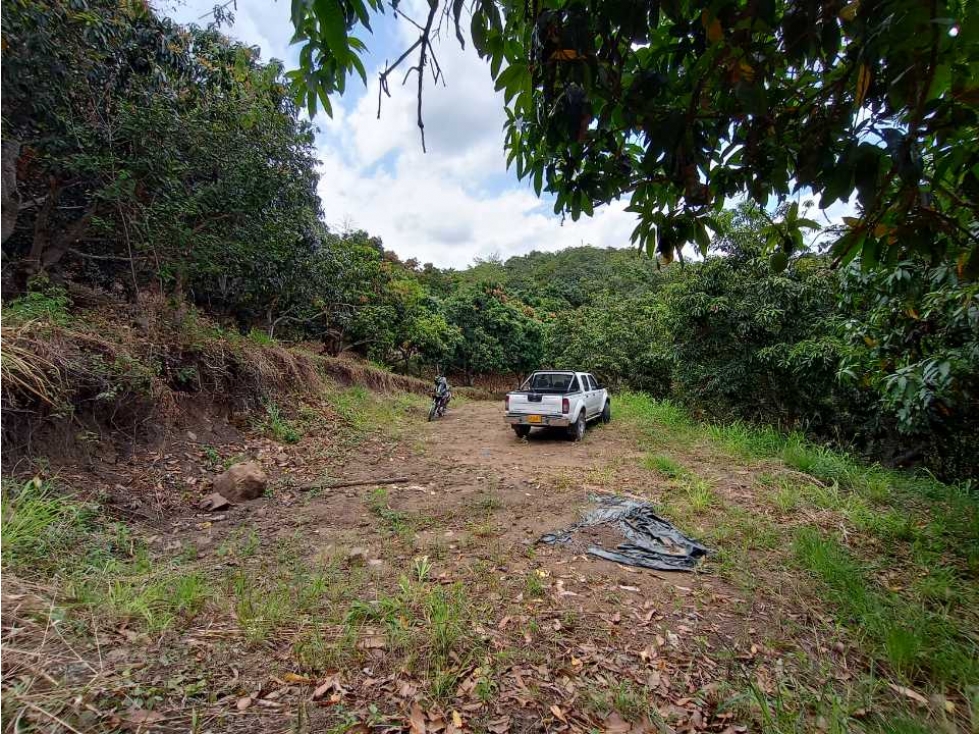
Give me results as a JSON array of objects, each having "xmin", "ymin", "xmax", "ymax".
[
  {"xmin": 25, "ymin": 181, "xmax": 95, "ymax": 275},
  {"xmin": 1, "ymin": 140, "xmax": 20, "ymax": 245}
]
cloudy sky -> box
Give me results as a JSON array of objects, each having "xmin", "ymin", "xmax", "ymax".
[
  {"xmin": 162, "ymin": 0, "xmax": 854, "ymax": 268},
  {"xmin": 161, "ymin": 0, "xmax": 641, "ymax": 268}
]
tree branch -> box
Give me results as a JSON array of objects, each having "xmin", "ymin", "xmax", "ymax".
[
  {"xmin": 376, "ymin": 0, "xmax": 440, "ymax": 152},
  {"xmin": 377, "ymin": 38, "xmax": 423, "ymax": 118}
]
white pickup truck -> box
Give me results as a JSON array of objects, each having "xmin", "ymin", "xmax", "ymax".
[{"xmin": 505, "ymin": 370, "xmax": 610, "ymax": 441}]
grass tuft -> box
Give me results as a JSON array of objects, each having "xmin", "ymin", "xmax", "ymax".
[
  {"xmin": 258, "ymin": 400, "xmax": 301, "ymax": 443},
  {"xmin": 642, "ymin": 453, "xmax": 690, "ymax": 479},
  {"xmin": 793, "ymin": 527, "xmax": 979, "ymax": 691},
  {"xmin": 3, "ymin": 478, "xmax": 213, "ymax": 632}
]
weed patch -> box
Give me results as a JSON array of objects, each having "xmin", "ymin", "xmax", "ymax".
[
  {"xmin": 2, "ymin": 478, "xmax": 213, "ymax": 632},
  {"xmin": 325, "ymin": 385, "xmax": 427, "ymax": 443},
  {"xmin": 2, "ymin": 278, "xmax": 71, "ymax": 327},
  {"xmin": 793, "ymin": 528, "xmax": 978, "ymax": 692},
  {"xmin": 258, "ymin": 400, "xmax": 301, "ymax": 443},
  {"xmin": 641, "ymin": 453, "xmax": 689, "ymax": 479}
]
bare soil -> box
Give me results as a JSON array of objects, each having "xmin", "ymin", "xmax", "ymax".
[{"xmin": 0, "ymin": 399, "xmax": 857, "ymax": 733}]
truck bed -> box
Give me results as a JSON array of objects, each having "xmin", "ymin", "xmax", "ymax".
[{"xmin": 506, "ymin": 371, "xmax": 581, "ymax": 423}]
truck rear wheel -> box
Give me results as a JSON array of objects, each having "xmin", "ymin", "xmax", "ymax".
[
  {"xmin": 568, "ymin": 413, "xmax": 586, "ymax": 441},
  {"xmin": 513, "ymin": 425, "xmax": 531, "ymax": 439}
]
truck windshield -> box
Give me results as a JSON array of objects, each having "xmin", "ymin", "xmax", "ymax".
[{"xmin": 522, "ymin": 373, "xmax": 577, "ymax": 393}]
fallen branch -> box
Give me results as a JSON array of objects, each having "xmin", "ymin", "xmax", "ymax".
[
  {"xmin": 297, "ymin": 476, "xmax": 410, "ymax": 492},
  {"xmin": 16, "ymin": 701, "xmax": 83, "ymax": 734}
]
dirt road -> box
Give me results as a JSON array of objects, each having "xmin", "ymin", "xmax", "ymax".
[
  {"xmin": 3, "ymin": 395, "xmax": 775, "ymax": 734},
  {"xmin": 5, "ymin": 390, "xmax": 970, "ymax": 733},
  {"xmin": 171, "ymin": 398, "xmax": 755, "ymax": 731}
]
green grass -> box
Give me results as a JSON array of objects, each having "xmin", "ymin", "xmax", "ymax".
[
  {"xmin": 246, "ymin": 327, "xmax": 275, "ymax": 345},
  {"xmin": 325, "ymin": 385, "xmax": 428, "ymax": 441},
  {"xmin": 83, "ymin": 566, "xmax": 210, "ymax": 632},
  {"xmin": 467, "ymin": 493, "xmax": 503, "ymax": 513},
  {"xmin": 258, "ymin": 400, "xmax": 301, "ymax": 443},
  {"xmin": 580, "ymin": 680, "xmax": 660, "ymax": 723},
  {"xmin": 641, "ymin": 453, "xmax": 690, "ymax": 479},
  {"xmin": 793, "ymin": 528, "xmax": 978, "ymax": 692},
  {"xmin": 1, "ymin": 478, "xmax": 95, "ymax": 572},
  {"xmin": 705, "ymin": 420, "xmax": 786, "ymax": 459},
  {"xmin": 616, "ymin": 392, "xmax": 693, "ymax": 432},
  {"xmin": 2, "ymin": 278, "xmax": 71, "ymax": 326},
  {"xmin": 341, "ymin": 575, "xmax": 480, "ymax": 699},
  {"xmin": 619, "ymin": 390, "xmax": 979, "ymax": 722},
  {"xmin": 525, "ymin": 570, "xmax": 546, "ymax": 597},
  {"xmin": 685, "ymin": 478, "xmax": 716, "ymax": 512},
  {"xmin": 3, "ymin": 478, "xmax": 213, "ymax": 632},
  {"xmin": 367, "ymin": 487, "xmax": 413, "ymax": 536}
]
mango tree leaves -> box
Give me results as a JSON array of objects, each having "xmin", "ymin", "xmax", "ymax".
[{"xmin": 290, "ymin": 0, "xmax": 978, "ymax": 276}]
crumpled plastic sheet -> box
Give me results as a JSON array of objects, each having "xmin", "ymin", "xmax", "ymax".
[{"xmin": 539, "ymin": 495, "xmax": 711, "ymax": 572}]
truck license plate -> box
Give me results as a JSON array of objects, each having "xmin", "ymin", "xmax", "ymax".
[{"xmin": 527, "ymin": 415, "xmax": 543, "ymax": 424}]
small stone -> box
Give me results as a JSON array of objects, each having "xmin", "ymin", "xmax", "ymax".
[
  {"xmin": 199, "ymin": 492, "xmax": 231, "ymax": 511},
  {"xmin": 346, "ymin": 547, "xmax": 369, "ymax": 566},
  {"xmin": 186, "ymin": 431, "xmax": 198, "ymax": 441}
]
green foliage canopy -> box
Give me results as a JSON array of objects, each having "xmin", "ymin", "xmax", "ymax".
[
  {"xmin": 290, "ymin": 0, "xmax": 978, "ymax": 274},
  {"xmin": 2, "ymin": 0, "xmax": 323, "ymax": 325}
]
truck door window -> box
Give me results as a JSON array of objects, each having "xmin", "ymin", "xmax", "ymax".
[{"xmin": 524, "ymin": 373, "xmax": 575, "ymax": 393}]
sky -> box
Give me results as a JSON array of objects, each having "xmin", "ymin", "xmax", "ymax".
[
  {"xmin": 161, "ymin": 0, "xmax": 641, "ymax": 269},
  {"xmin": 161, "ymin": 0, "xmax": 855, "ymax": 269}
]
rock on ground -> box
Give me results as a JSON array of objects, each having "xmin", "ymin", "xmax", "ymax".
[{"xmin": 213, "ymin": 461, "xmax": 268, "ymax": 501}]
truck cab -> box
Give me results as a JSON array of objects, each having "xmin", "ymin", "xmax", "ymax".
[{"xmin": 505, "ymin": 370, "xmax": 610, "ymax": 441}]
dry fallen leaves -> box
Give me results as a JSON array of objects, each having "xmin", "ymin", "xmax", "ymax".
[
  {"xmin": 886, "ymin": 682, "xmax": 928, "ymax": 706},
  {"xmin": 603, "ymin": 711, "xmax": 631, "ymax": 733},
  {"xmin": 486, "ymin": 716, "xmax": 511, "ymax": 733},
  {"xmin": 312, "ymin": 675, "xmax": 344, "ymax": 701},
  {"xmin": 410, "ymin": 702, "xmax": 427, "ymax": 734},
  {"xmin": 283, "ymin": 672, "xmax": 312, "ymax": 684}
]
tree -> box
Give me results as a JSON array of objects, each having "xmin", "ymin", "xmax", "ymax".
[
  {"xmin": 443, "ymin": 285, "xmax": 545, "ymax": 382},
  {"xmin": 546, "ymin": 296, "xmax": 673, "ymax": 394},
  {"xmin": 2, "ymin": 0, "xmax": 323, "ymax": 319},
  {"xmin": 289, "ymin": 0, "xmax": 977, "ymax": 274},
  {"xmin": 838, "ymin": 257, "xmax": 979, "ymax": 475}
]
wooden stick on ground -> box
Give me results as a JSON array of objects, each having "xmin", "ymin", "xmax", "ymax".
[{"xmin": 297, "ymin": 476, "xmax": 410, "ymax": 492}]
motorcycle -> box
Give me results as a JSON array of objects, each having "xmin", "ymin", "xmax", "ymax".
[{"xmin": 428, "ymin": 392, "xmax": 449, "ymax": 421}]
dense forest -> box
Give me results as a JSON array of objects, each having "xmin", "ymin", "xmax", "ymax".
[{"xmin": 2, "ymin": 0, "xmax": 977, "ymax": 479}]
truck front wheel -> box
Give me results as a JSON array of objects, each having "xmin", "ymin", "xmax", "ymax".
[
  {"xmin": 601, "ymin": 401, "xmax": 611, "ymax": 424},
  {"xmin": 568, "ymin": 413, "xmax": 586, "ymax": 442},
  {"xmin": 513, "ymin": 425, "xmax": 531, "ymax": 439}
]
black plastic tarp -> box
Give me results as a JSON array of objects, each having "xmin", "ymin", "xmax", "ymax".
[{"xmin": 539, "ymin": 495, "xmax": 710, "ymax": 572}]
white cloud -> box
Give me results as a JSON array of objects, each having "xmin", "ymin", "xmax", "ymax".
[
  {"xmin": 160, "ymin": 0, "xmax": 642, "ymax": 267},
  {"xmin": 316, "ymin": 144, "xmax": 637, "ymax": 268},
  {"xmin": 160, "ymin": 0, "xmax": 859, "ymax": 269}
]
